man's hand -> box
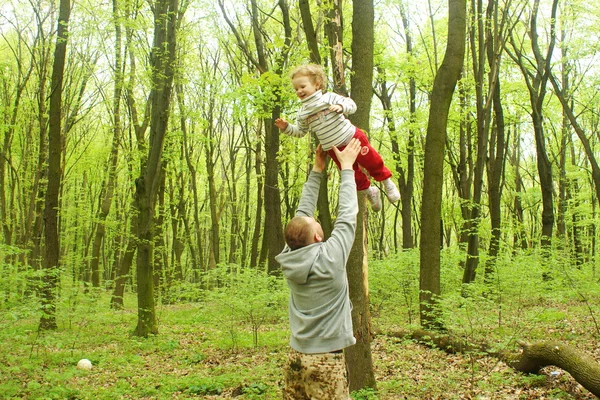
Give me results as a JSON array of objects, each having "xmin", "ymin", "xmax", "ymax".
[
  {"xmin": 274, "ymin": 118, "xmax": 289, "ymax": 130},
  {"xmin": 312, "ymin": 145, "xmax": 327, "ymax": 173},
  {"xmin": 333, "ymin": 138, "xmax": 361, "ymax": 170}
]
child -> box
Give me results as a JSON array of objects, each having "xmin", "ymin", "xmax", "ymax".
[{"xmin": 275, "ymin": 64, "xmax": 399, "ymax": 212}]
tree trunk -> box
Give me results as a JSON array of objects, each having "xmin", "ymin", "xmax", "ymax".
[
  {"xmin": 506, "ymin": 341, "xmax": 600, "ymax": 397},
  {"xmin": 484, "ymin": 78, "xmax": 506, "ymax": 281},
  {"xmin": 549, "ymin": 73, "xmax": 600, "ymax": 206},
  {"xmin": 250, "ymin": 128, "xmax": 263, "ymax": 270},
  {"xmin": 398, "ymin": 3, "xmax": 416, "ymax": 250},
  {"xmin": 508, "ymin": 0, "xmax": 558, "ymax": 248},
  {"xmin": 484, "ymin": 0, "xmax": 506, "ymax": 282},
  {"xmin": 40, "ymin": 0, "xmax": 71, "ymax": 331},
  {"xmin": 388, "ymin": 329, "xmax": 600, "ymax": 397},
  {"xmin": 299, "ymin": 0, "xmax": 333, "ymax": 238},
  {"xmin": 299, "ymin": 0, "xmax": 320, "ymax": 65},
  {"xmin": 324, "ymin": 0, "xmax": 347, "ymax": 96},
  {"xmin": 510, "ymin": 134, "xmax": 529, "ymax": 251},
  {"xmin": 345, "ymin": 193, "xmax": 376, "ymax": 391},
  {"xmin": 447, "ymin": 78, "xmax": 472, "ymax": 257},
  {"xmin": 111, "ymin": 228, "xmax": 135, "ymax": 310},
  {"xmin": 344, "ymin": 0, "xmax": 376, "ymax": 391},
  {"xmin": 462, "ymin": 0, "xmax": 493, "ymax": 285},
  {"xmin": 419, "ymin": 0, "xmax": 466, "ymax": 328},
  {"xmin": 89, "ymin": 0, "xmax": 124, "ymax": 288},
  {"xmin": 206, "ymin": 129, "xmax": 220, "ymax": 269},
  {"xmin": 133, "ymin": 0, "xmax": 179, "ymax": 337},
  {"xmin": 178, "ymin": 84, "xmax": 204, "ymax": 274},
  {"xmin": 217, "ymin": 0, "xmax": 291, "ymax": 272}
]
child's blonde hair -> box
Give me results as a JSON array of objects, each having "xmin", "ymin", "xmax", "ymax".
[{"xmin": 290, "ymin": 64, "xmax": 327, "ymax": 90}]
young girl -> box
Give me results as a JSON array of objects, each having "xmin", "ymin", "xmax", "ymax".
[{"xmin": 275, "ymin": 64, "xmax": 399, "ymax": 212}]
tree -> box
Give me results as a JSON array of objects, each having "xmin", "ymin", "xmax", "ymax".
[
  {"xmin": 483, "ymin": 0, "xmax": 508, "ymax": 282},
  {"xmin": 218, "ymin": 0, "xmax": 291, "ymax": 274},
  {"xmin": 419, "ymin": 0, "xmax": 466, "ymax": 329},
  {"xmin": 462, "ymin": 0, "xmax": 506, "ymax": 285},
  {"xmin": 506, "ymin": 0, "xmax": 559, "ymax": 248},
  {"xmin": 345, "ymin": 0, "xmax": 376, "ymax": 391},
  {"xmin": 39, "ymin": 0, "xmax": 71, "ymax": 331},
  {"xmin": 89, "ymin": 0, "xmax": 125, "ymax": 288},
  {"xmin": 298, "ymin": 0, "xmax": 333, "ymax": 238},
  {"xmin": 133, "ymin": 0, "xmax": 179, "ymax": 337}
]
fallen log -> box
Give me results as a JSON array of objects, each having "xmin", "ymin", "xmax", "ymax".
[{"xmin": 386, "ymin": 329, "xmax": 600, "ymax": 397}]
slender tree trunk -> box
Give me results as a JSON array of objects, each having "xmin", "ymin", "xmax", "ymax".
[
  {"xmin": 510, "ymin": 133, "xmax": 528, "ymax": 251},
  {"xmin": 178, "ymin": 84, "xmax": 203, "ymax": 273},
  {"xmin": 250, "ymin": 128, "xmax": 263, "ymax": 269},
  {"xmin": 508, "ymin": 0, "xmax": 558, "ymax": 248},
  {"xmin": 217, "ymin": 0, "xmax": 290, "ymax": 272},
  {"xmin": 299, "ymin": 0, "xmax": 333, "ymax": 238},
  {"xmin": 484, "ymin": 57, "xmax": 506, "ymax": 281},
  {"xmin": 299, "ymin": 0, "xmax": 320, "ymax": 65},
  {"xmin": 39, "ymin": 0, "xmax": 71, "ymax": 331},
  {"xmin": 375, "ymin": 74, "xmax": 400, "ymax": 249},
  {"xmin": 399, "ymin": 3, "xmax": 416, "ymax": 250},
  {"xmin": 449, "ymin": 78, "xmax": 473, "ymax": 254},
  {"xmin": 90, "ymin": 0, "xmax": 124, "ymax": 287},
  {"xmin": 462, "ymin": 0, "xmax": 494, "ymax": 285},
  {"xmin": 206, "ymin": 143, "xmax": 220, "ymax": 269},
  {"xmin": 419, "ymin": 0, "xmax": 466, "ymax": 329},
  {"xmin": 111, "ymin": 220, "xmax": 135, "ymax": 310},
  {"xmin": 170, "ymin": 172, "xmax": 185, "ymax": 282}
]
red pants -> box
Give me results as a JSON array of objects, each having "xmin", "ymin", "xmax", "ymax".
[{"xmin": 327, "ymin": 128, "xmax": 392, "ymax": 191}]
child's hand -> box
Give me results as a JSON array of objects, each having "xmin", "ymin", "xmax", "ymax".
[
  {"xmin": 329, "ymin": 104, "xmax": 343, "ymax": 114},
  {"xmin": 274, "ymin": 118, "xmax": 289, "ymax": 130}
]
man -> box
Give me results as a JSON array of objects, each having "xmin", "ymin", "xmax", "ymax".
[{"xmin": 275, "ymin": 138, "xmax": 361, "ymax": 399}]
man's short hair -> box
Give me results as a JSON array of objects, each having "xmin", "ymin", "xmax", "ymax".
[{"xmin": 284, "ymin": 216, "xmax": 313, "ymax": 250}]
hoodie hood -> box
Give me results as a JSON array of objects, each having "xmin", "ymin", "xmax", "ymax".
[{"xmin": 275, "ymin": 243, "xmax": 322, "ymax": 284}]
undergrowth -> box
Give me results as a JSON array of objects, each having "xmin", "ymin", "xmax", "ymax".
[{"xmin": 0, "ymin": 250, "xmax": 598, "ymax": 399}]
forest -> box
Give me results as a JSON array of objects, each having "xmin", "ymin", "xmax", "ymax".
[{"xmin": 1, "ymin": 0, "xmax": 600, "ymax": 398}]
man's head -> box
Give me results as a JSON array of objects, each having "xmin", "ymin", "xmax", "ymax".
[{"xmin": 284, "ymin": 216, "xmax": 324, "ymax": 250}]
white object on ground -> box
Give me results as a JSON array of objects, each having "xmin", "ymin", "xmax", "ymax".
[{"xmin": 77, "ymin": 359, "xmax": 92, "ymax": 370}]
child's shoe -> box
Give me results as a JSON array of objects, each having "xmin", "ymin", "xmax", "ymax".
[
  {"xmin": 365, "ymin": 186, "xmax": 382, "ymax": 212},
  {"xmin": 382, "ymin": 178, "xmax": 400, "ymax": 203}
]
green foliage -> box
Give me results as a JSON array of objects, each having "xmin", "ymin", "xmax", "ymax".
[
  {"xmin": 369, "ymin": 249, "xmax": 420, "ymax": 326},
  {"xmin": 351, "ymin": 387, "xmax": 379, "ymax": 400},
  {"xmin": 241, "ymin": 382, "xmax": 269, "ymax": 396},
  {"xmin": 203, "ymin": 265, "xmax": 288, "ymax": 349},
  {"xmin": 238, "ymin": 71, "xmax": 287, "ymax": 119},
  {"xmin": 186, "ymin": 380, "xmax": 223, "ymax": 395}
]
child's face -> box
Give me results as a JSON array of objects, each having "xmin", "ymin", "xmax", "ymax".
[{"xmin": 292, "ymin": 75, "xmax": 319, "ymax": 100}]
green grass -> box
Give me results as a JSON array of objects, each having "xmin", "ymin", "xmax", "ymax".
[{"xmin": 0, "ymin": 252, "xmax": 598, "ymax": 399}]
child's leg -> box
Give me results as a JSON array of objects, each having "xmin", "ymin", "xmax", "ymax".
[
  {"xmin": 353, "ymin": 128, "xmax": 400, "ymax": 203},
  {"xmin": 352, "ymin": 128, "xmax": 392, "ymax": 182},
  {"xmin": 327, "ymin": 147, "xmax": 371, "ymax": 191}
]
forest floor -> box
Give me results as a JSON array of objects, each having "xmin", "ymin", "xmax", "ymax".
[{"xmin": 1, "ymin": 252, "xmax": 599, "ymax": 399}]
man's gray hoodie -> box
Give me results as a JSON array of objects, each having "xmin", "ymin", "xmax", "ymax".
[{"xmin": 275, "ymin": 169, "xmax": 357, "ymax": 354}]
